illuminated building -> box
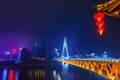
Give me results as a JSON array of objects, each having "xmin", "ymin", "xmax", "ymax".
[
  {"xmin": 54, "ymin": 49, "xmax": 60, "ymax": 58},
  {"xmin": 102, "ymin": 51, "xmax": 108, "ymax": 58},
  {"xmin": 39, "ymin": 43, "xmax": 46, "ymax": 59},
  {"xmin": 32, "ymin": 42, "xmax": 53, "ymax": 60},
  {"xmin": 21, "ymin": 48, "xmax": 31, "ymax": 62},
  {"xmin": 95, "ymin": 0, "xmax": 120, "ymax": 17},
  {"xmin": 46, "ymin": 43, "xmax": 53, "ymax": 59}
]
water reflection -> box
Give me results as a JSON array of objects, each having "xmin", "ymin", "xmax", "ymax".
[
  {"xmin": 0, "ymin": 62, "xmax": 107, "ymax": 80},
  {"xmin": 27, "ymin": 68, "xmax": 58, "ymax": 80},
  {"xmin": 9, "ymin": 70, "xmax": 13, "ymax": 80},
  {"xmin": 61, "ymin": 62, "xmax": 70, "ymax": 80},
  {"xmin": 2, "ymin": 68, "xmax": 7, "ymax": 80},
  {"xmin": 28, "ymin": 69, "xmax": 45, "ymax": 78},
  {"xmin": 53, "ymin": 70, "xmax": 62, "ymax": 80},
  {"xmin": 14, "ymin": 70, "xmax": 19, "ymax": 80},
  {"xmin": 0, "ymin": 68, "xmax": 19, "ymax": 80}
]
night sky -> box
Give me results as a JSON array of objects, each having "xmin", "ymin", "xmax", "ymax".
[{"xmin": 0, "ymin": 0, "xmax": 120, "ymax": 55}]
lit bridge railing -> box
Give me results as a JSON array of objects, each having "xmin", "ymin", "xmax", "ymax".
[{"xmin": 60, "ymin": 59, "xmax": 120, "ymax": 80}]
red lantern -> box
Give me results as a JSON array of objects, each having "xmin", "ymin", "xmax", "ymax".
[
  {"xmin": 96, "ymin": 20, "xmax": 105, "ymax": 27},
  {"xmin": 97, "ymin": 27, "xmax": 104, "ymax": 32},
  {"xmin": 94, "ymin": 12, "xmax": 104, "ymax": 21},
  {"xmin": 97, "ymin": 27, "xmax": 105, "ymax": 35}
]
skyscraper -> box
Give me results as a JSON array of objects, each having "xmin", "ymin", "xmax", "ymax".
[
  {"xmin": 21, "ymin": 48, "xmax": 31, "ymax": 62},
  {"xmin": 32, "ymin": 42, "xmax": 53, "ymax": 60},
  {"xmin": 40, "ymin": 42, "xmax": 53, "ymax": 60},
  {"xmin": 32, "ymin": 43, "xmax": 40, "ymax": 58}
]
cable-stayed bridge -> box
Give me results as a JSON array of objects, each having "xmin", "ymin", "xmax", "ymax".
[{"xmin": 60, "ymin": 37, "xmax": 120, "ymax": 80}]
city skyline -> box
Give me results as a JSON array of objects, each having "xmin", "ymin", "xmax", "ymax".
[
  {"xmin": 0, "ymin": 1, "xmax": 120, "ymax": 79},
  {"xmin": 0, "ymin": 0, "xmax": 120, "ymax": 54}
]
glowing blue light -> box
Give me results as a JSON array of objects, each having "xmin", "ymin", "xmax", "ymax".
[
  {"xmin": 104, "ymin": 51, "xmax": 107, "ymax": 54},
  {"xmin": 55, "ymin": 49, "xmax": 58, "ymax": 51},
  {"xmin": 5, "ymin": 52, "xmax": 10, "ymax": 55},
  {"xmin": 62, "ymin": 36, "xmax": 69, "ymax": 60},
  {"xmin": 34, "ymin": 43, "xmax": 38, "ymax": 46},
  {"xmin": 54, "ymin": 49, "xmax": 58, "ymax": 53},
  {"xmin": 91, "ymin": 53, "xmax": 95, "ymax": 56}
]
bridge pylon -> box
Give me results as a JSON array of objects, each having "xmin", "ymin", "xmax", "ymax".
[{"xmin": 62, "ymin": 36, "xmax": 69, "ymax": 60}]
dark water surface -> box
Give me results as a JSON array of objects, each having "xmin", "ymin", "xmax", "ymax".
[{"xmin": 0, "ymin": 61, "xmax": 107, "ymax": 80}]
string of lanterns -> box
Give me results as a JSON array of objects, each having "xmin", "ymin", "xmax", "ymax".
[{"xmin": 94, "ymin": 12, "xmax": 105, "ymax": 35}]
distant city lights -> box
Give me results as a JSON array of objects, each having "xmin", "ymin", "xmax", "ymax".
[
  {"xmin": 91, "ymin": 53, "xmax": 95, "ymax": 56},
  {"xmin": 54, "ymin": 49, "xmax": 58, "ymax": 52},
  {"xmin": 34, "ymin": 43, "xmax": 38, "ymax": 46},
  {"xmin": 19, "ymin": 47, "xmax": 23, "ymax": 50},
  {"xmin": 12, "ymin": 49, "xmax": 17, "ymax": 54},
  {"xmin": 5, "ymin": 51, "xmax": 10, "ymax": 55}
]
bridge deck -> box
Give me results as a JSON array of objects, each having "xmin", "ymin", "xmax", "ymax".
[{"xmin": 59, "ymin": 59, "xmax": 120, "ymax": 80}]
